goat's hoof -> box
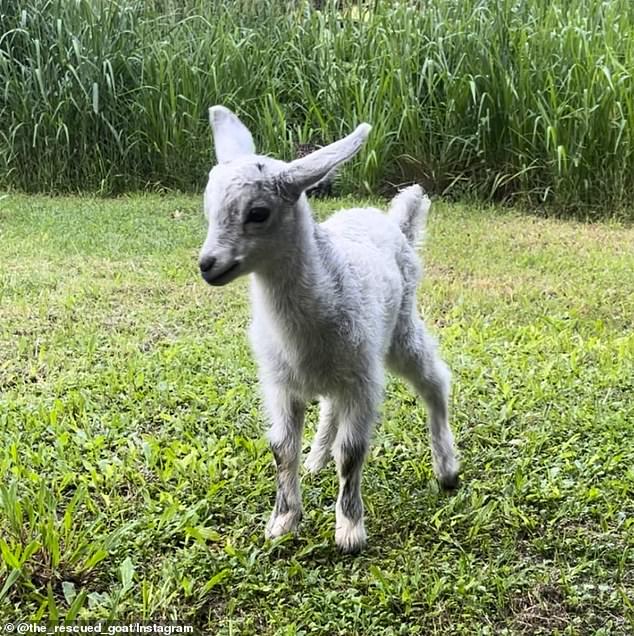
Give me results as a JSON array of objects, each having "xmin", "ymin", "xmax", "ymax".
[
  {"xmin": 335, "ymin": 519, "xmax": 367, "ymax": 554},
  {"xmin": 438, "ymin": 472, "xmax": 460, "ymax": 491},
  {"xmin": 265, "ymin": 510, "xmax": 302, "ymax": 539}
]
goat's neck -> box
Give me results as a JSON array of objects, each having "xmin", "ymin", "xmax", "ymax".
[{"xmin": 252, "ymin": 198, "xmax": 335, "ymax": 326}]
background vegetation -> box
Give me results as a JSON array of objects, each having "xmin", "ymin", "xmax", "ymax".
[
  {"xmin": 1, "ymin": 0, "xmax": 634, "ymax": 216},
  {"xmin": 0, "ymin": 193, "xmax": 633, "ymax": 632}
]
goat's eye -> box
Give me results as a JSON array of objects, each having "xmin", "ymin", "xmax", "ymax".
[{"xmin": 245, "ymin": 207, "xmax": 271, "ymax": 224}]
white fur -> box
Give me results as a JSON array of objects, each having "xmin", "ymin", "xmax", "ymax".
[{"xmin": 199, "ymin": 107, "xmax": 460, "ymax": 552}]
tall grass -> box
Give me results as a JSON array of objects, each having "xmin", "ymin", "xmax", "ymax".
[{"xmin": 1, "ymin": 0, "xmax": 633, "ymax": 215}]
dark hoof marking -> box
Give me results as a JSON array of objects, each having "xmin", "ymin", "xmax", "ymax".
[
  {"xmin": 338, "ymin": 541, "xmax": 365, "ymax": 556},
  {"xmin": 439, "ymin": 473, "xmax": 460, "ymax": 491}
]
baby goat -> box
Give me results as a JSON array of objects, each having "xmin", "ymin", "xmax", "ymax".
[{"xmin": 199, "ymin": 106, "xmax": 459, "ymax": 553}]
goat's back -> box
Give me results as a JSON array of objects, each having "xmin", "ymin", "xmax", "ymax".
[
  {"xmin": 321, "ymin": 207, "xmax": 421, "ymax": 288},
  {"xmin": 321, "ymin": 206, "xmax": 422, "ymax": 349}
]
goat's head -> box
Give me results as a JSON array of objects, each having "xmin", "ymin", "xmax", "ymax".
[{"xmin": 199, "ymin": 106, "xmax": 371, "ymax": 286}]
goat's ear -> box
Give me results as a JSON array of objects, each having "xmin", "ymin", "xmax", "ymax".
[
  {"xmin": 209, "ymin": 105, "xmax": 256, "ymax": 163},
  {"xmin": 279, "ymin": 123, "xmax": 371, "ymax": 199}
]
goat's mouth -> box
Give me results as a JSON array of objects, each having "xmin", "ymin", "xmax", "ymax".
[{"xmin": 202, "ymin": 261, "xmax": 241, "ymax": 286}]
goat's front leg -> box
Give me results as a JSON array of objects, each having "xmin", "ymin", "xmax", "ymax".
[
  {"xmin": 332, "ymin": 399, "xmax": 378, "ymax": 553},
  {"xmin": 263, "ymin": 384, "xmax": 306, "ymax": 539}
]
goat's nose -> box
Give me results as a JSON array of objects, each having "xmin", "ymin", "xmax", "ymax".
[{"xmin": 199, "ymin": 255, "xmax": 216, "ymax": 273}]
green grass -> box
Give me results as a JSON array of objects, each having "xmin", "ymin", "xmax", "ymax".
[
  {"xmin": 0, "ymin": 192, "xmax": 633, "ymax": 634},
  {"xmin": 2, "ymin": 0, "xmax": 634, "ymax": 216}
]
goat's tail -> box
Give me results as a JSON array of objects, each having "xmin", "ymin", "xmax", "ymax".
[{"xmin": 388, "ymin": 184, "xmax": 431, "ymax": 246}]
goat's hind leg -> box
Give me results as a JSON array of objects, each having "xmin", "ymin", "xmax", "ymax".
[
  {"xmin": 264, "ymin": 385, "xmax": 306, "ymax": 539},
  {"xmin": 305, "ymin": 397, "xmax": 338, "ymax": 474},
  {"xmin": 388, "ymin": 319, "xmax": 460, "ymax": 489}
]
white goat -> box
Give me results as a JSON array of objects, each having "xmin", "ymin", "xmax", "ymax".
[{"xmin": 199, "ymin": 106, "xmax": 459, "ymax": 553}]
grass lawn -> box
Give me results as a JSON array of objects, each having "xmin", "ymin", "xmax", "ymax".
[{"xmin": 0, "ymin": 193, "xmax": 633, "ymax": 634}]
